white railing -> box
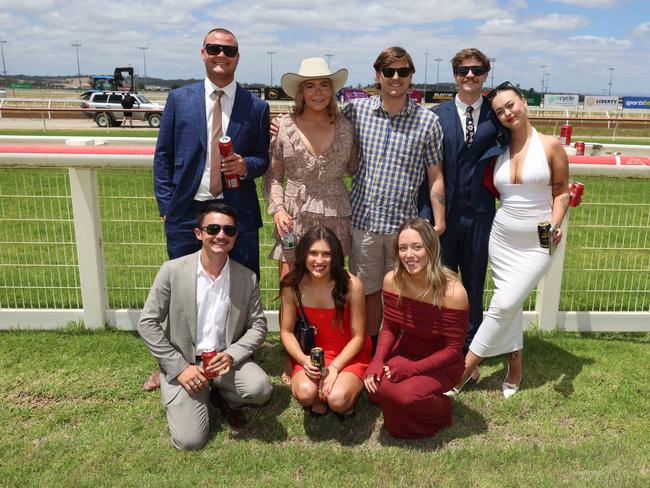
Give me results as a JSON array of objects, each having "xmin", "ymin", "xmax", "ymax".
[{"xmin": 0, "ymin": 138, "xmax": 648, "ymax": 333}]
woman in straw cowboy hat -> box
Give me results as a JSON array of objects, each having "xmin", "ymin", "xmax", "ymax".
[{"xmin": 264, "ymin": 57, "xmax": 357, "ymax": 280}]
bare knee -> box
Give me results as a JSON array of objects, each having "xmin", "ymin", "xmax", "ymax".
[{"xmin": 292, "ymin": 378, "xmax": 318, "ymax": 406}]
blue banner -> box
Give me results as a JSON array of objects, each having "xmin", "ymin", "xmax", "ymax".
[{"xmin": 623, "ymin": 97, "xmax": 650, "ymax": 109}]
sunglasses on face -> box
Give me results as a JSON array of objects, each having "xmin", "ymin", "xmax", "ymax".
[
  {"xmin": 204, "ymin": 43, "xmax": 239, "ymax": 57},
  {"xmin": 200, "ymin": 224, "xmax": 237, "ymax": 236},
  {"xmin": 453, "ymin": 65, "xmax": 488, "ymax": 76},
  {"xmin": 380, "ymin": 67, "xmax": 412, "ymax": 78},
  {"xmin": 486, "ymin": 81, "xmax": 523, "ymax": 104}
]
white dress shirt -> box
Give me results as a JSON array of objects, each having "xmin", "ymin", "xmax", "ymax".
[
  {"xmin": 194, "ymin": 78, "xmax": 237, "ymax": 201},
  {"xmin": 454, "ymin": 95, "xmax": 483, "ymax": 135},
  {"xmin": 195, "ymin": 257, "xmax": 230, "ymax": 354}
]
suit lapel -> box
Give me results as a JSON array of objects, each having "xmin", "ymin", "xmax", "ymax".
[
  {"xmin": 183, "ymin": 251, "xmax": 200, "ymax": 344},
  {"xmin": 190, "ymin": 83, "xmax": 208, "ymax": 152},
  {"xmin": 445, "ymin": 103, "xmax": 465, "ymax": 156},
  {"xmin": 226, "ymin": 260, "xmax": 243, "ymax": 346},
  {"xmin": 226, "ymin": 84, "xmax": 247, "ymax": 143}
]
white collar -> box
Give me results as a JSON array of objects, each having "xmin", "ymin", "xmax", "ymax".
[
  {"xmin": 204, "ymin": 78, "xmax": 237, "ymax": 99},
  {"xmin": 196, "ymin": 255, "xmax": 230, "ymax": 282},
  {"xmin": 455, "ymin": 94, "xmax": 483, "ymax": 113}
]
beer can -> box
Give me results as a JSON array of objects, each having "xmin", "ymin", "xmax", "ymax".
[
  {"xmin": 201, "ymin": 349, "xmax": 218, "ymax": 379},
  {"xmin": 310, "ymin": 347, "xmax": 327, "ymax": 376},
  {"xmin": 560, "ymin": 124, "xmax": 572, "ymax": 146},
  {"xmin": 569, "ymin": 182, "xmax": 585, "ymax": 207},
  {"xmin": 574, "ymin": 141, "xmax": 585, "ymax": 156},
  {"xmin": 281, "ymin": 230, "xmax": 296, "ymax": 249},
  {"xmin": 218, "ymin": 136, "xmax": 241, "ymax": 189},
  {"xmin": 538, "ymin": 221, "xmax": 552, "ymax": 249}
]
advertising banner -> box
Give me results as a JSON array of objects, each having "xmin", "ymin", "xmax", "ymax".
[
  {"xmin": 342, "ymin": 88, "xmax": 372, "ymax": 101},
  {"xmin": 425, "ymin": 91, "xmax": 455, "ymax": 103},
  {"xmin": 525, "ymin": 93, "xmax": 542, "ymax": 106},
  {"xmin": 264, "ymin": 87, "xmax": 292, "ymax": 101},
  {"xmin": 623, "ymin": 97, "xmax": 650, "ymax": 109},
  {"xmin": 583, "ymin": 96, "xmax": 619, "ymax": 111},
  {"xmin": 543, "ymin": 94, "xmax": 579, "ymax": 108},
  {"xmin": 408, "ymin": 89, "xmax": 422, "ymax": 103}
]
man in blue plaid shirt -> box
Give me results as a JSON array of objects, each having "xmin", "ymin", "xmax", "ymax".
[{"xmin": 342, "ymin": 46, "xmax": 445, "ymax": 351}]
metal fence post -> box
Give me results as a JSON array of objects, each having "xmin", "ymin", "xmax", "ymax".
[
  {"xmin": 68, "ymin": 167, "xmax": 108, "ymax": 328},
  {"xmin": 535, "ymin": 217, "xmax": 569, "ymax": 330}
]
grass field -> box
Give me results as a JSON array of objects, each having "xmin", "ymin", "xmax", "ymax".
[{"xmin": 1, "ymin": 327, "xmax": 648, "ymax": 487}]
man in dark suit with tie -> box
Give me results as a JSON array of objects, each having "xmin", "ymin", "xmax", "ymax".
[
  {"xmin": 418, "ymin": 48, "xmax": 507, "ymax": 380},
  {"xmin": 147, "ymin": 27, "xmax": 269, "ymax": 392},
  {"xmin": 153, "ymin": 27, "xmax": 270, "ymax": 277}
]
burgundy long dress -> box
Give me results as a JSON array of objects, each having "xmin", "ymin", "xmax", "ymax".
[{"xmin": 367, "ymin": 291, "xmax": 468, "ymax": 438}]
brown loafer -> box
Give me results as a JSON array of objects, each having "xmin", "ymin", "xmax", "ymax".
[
  {"xmin": 143, "ymin": 370, "xmax": 161, "ymax": 392},
  {"xmin": 210, "ymin": 389, "xmax": 247, "ymax": 429}
]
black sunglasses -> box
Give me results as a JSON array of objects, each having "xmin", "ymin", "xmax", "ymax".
[
  {"xmin": 380, "ymin": 67, "xmax": 412, "ymax": 78},
  {"xmin": 204, "ymin": 43, "xmax": 239, "ymax": 57},
  {"xmin": 453, "ymin": 65, "xmax": 488, "ymax": 76},
  {"xmin": 200, "ymin": 224, "xmax": 237, "ymax": 236},
  {"xmin": 486, "ymin": 81, "xmax": 522, "ymax": 104}
]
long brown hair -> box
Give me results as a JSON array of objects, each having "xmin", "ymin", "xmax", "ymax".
[
  {"xmin": 291, "ymin": 79, "xmax": 339, "ymax": 120},
  {"xmin": 280, "ymin": 226, "xmax": 350, "ymax": 323},
  {"xmin": 392, "ymin": 218, "xmax": 455, "ymax": 307}
]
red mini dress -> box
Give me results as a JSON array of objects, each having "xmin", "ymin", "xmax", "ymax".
[{"xmin": 290, "ymin": 305, "xmax": 372, "ymax": 379}]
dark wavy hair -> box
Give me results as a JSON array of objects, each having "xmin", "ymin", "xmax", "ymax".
[{"xmin": 279, "ymin": 226, "xmax": 350, "ymax": 324}]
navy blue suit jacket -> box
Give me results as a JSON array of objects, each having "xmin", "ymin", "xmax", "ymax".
[
  {"xmin": 153, "ymin": 82, "xmax": 270, "ymax": 231},
  {"xmin": 418, "ymin": 98, "xmax": 506, "ymax": 222}
]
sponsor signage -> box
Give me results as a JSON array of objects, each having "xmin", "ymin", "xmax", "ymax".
[
  {"xmin": 8, "ymin": 83, "xmax": 32, "ymax": 89},
  {"xmin": 584, "ymin": 96, "xmax": 619, "ymax": 111},
  {"xmin": 264, "ymin": 87, "xmax": 292, "ymax": 101},
  {"xmin": 425, "ymin": 90, "xmax": 456, "ymax": 103},
  {"xmin": 543, "ymin": 94, "xmax": 579, "ymax": 108},
  {"xmin": 623, "ymin": 97, "xmax": 650, "ymax": 109},
  {"xmin": 525, "ymin": 93, "xmax": 542, "ymax": 106},
  {"xmin": 408, "ymin": 89, "xmax": 422, "ymax": 103},
  {"xmin": 342, "ymin": 88, "xmax": 372, "ymax": 101},
  {"xmin": 244, "ymin": 87, "xmax": 262, "ymax": 98}
]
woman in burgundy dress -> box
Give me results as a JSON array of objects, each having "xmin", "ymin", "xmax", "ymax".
[
  {"xmin": 364, "ymin": 218, "xmax": 468, "ymax": 438},
  {"xmin": 280, "ymin": 226, "xmax": 372, "ymax": 416}
]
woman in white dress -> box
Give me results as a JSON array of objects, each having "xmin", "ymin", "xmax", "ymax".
[{"xmin": 448, "ymin": 81, "xmax": 570, "ymax": 398}]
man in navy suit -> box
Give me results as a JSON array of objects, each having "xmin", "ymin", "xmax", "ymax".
[
  {"xmin": 154, "ymin": 27, "xmax": 270, "ymax": 277},
  {"xmin": 147, "ymin": 27, "xmax": 269, "ymax": 392},
  {"xmin": 418, "ymin": 48, "xmax": 507, "ymax": 375}
]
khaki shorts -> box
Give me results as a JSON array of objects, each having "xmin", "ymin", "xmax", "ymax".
[{"xmin": 349, "ymin": 227, "xmax": 396, "ymax": 294}]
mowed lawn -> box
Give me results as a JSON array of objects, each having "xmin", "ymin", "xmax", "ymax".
[{"xmin": 1, "ymin": 328, "xmax": 648, "ymax": 487}]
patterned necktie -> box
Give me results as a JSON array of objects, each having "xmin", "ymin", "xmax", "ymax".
[
  {"xmin": 209, "ymin": 90, "xmax": 223, "ymax": 197},
  {"xmin": 465, "ymin": 105, "xmax": 475, "ymax": 146}
]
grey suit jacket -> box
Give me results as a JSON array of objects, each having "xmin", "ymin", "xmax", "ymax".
[{"xmin": 138, "ymin": 251, "xmax": 268, "ymax": 381}]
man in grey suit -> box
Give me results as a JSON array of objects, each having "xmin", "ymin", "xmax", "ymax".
[{"xmin": 138, "ymin": 203, "xmax": 272, "ymax": 450}]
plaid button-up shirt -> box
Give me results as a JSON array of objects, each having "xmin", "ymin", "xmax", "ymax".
[{"xmin": 342, "ymin": 96, "xmax": 444, "ymax": 234}]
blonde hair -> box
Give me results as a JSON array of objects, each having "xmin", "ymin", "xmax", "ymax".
[
  {"xmin": 291, "ymin": 79, "xmax": 339, "ymax": 120},
  {"xmin": 392, "ymin": 218, "xmax": 456, "ymax": 307}
]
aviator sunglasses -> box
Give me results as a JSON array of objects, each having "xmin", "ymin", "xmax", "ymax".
[
  {"xmin": 204, "ymin": 43, "xmax": 239, "ymax": 57},
  {"xmin": 453, "ymin": 65, "xmax": 488, "ymax": 76},
  {"xmin": 200, "ymin": 224, "xmax": 237, "ymax": 236},
  {"xmin": 381, "ymin": 67, "xmax": 412, "ymax": 78}
]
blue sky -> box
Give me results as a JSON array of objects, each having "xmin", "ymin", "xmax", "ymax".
[{"xmin": 1, "ymin": 0, "xmax": 648, "ymax": 95}]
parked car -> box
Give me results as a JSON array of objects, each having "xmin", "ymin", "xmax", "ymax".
[{"xmin": 80, "ymin": 91, "xmax": 163, "ymax": 128}]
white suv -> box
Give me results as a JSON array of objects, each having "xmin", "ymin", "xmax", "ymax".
[{"xmin": 80, "ymin": 91, "xmax": 163, "ymax": 128}]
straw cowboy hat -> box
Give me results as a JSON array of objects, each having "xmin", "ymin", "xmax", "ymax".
[{"xmin": 281, "ymin": 57, "xmax": 348, "ymax": 98}]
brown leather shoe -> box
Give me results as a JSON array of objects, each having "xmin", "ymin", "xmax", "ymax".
[
  {"xmin": 210, "ymin": 389, "xmax": 246, "ymax": 429},
  {"xmin": 143, "ymin": 370, "xmax": 161, "ymax": 392}
]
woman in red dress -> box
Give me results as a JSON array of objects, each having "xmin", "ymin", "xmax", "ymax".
[
  {"xmin": 280, "ymin": 226, "xmax": 372, "ymax": 416},
  {"xmin": 364, "ymin": 218, "xmax": 468, "ymax": 438}
]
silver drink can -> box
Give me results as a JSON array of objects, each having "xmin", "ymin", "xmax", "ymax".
[{"xmin": 281, "ymin": 231, "xmax": 296, "ymax": 249}]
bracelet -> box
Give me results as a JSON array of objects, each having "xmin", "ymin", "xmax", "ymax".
[{"xmin": 330, "ymin": 364, "xmax": 340, "ymax": 372}]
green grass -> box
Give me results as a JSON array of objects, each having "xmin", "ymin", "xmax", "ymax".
[{"xmin": 0, "ymin": 328, "xmax": 648, "ymax": 487}]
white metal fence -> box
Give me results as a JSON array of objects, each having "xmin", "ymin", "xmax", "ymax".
[{"xmin": 0, "ymin": 139, "xmax": 648, "ymax": 332}]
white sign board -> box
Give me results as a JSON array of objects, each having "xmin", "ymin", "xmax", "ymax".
[
  {"xmin": 583, "ymin": 96, "xmax": 619, "ymax": 111},
  {"xmin": 544, "ymin": 94, "xmax": 579, "ymax": 108}
]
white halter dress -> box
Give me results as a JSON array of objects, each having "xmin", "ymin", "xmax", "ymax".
[{"xmin": 470, "ymin": 128, "xmax": 554, "ymax": 357}]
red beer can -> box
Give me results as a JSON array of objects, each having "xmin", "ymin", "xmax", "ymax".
[
  {"xmin": 574, "ymin": 141, "xmax": 585, "ymax": 156},
  {"xmin": 201, "ymin": 350, "xmax": 218, "ymax": 379},
  {"xmin": 218, "ymin": 136, "xmax": 240, "ymax": 189},
  {"xmin": 560, "ymin": 124, "xmax": 572, "ymax": 146},
  {"xmin": 569, "ymin": 182, "xmax": 585, "ymax": 207}
]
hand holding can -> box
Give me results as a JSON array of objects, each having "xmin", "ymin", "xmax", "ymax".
[
  {"xmin": 218, "ymin": 136, "xmax": 241, "ymax": 189},
  {"xmin": 201, "ymin": 350, "xmax": 219, "ymax": 379}
]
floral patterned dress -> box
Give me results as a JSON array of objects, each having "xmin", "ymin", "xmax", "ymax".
[{"xmin": 264, "ymin": 114, "xmax": 358, "ymax": 262}]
